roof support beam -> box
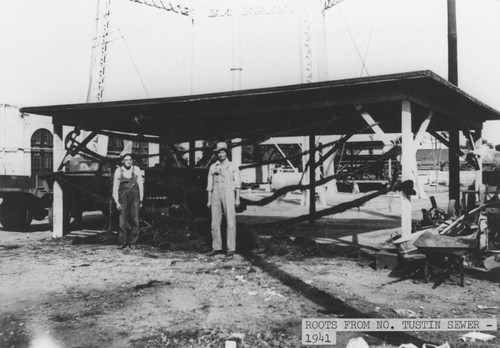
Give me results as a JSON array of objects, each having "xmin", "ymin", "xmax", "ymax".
[
  {"xmin": 409, "ymin": 110, "xmax": 434, "ymax": 200},
  {"xmin": 413, "ymin": 111, "xmax": 433, "ymax": 152},
  {"xmin": 355, "ymin": 105, "xmax": 392, "ymax": 146},
  {"xmin": 428, "ymin": 130, "xmax": 465, "ymax": 156},
  {"xmin": 271, "ymin": 139, "xmax": 296, "ymax": 170}
]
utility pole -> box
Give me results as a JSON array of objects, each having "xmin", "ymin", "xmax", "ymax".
[
  {"xmin": 447, "ymin": 0, "xmax": 458, "ymax": 86},
  {"xmin": 447, "ymin": 0, "xmax": 460, "ymax": 205}
]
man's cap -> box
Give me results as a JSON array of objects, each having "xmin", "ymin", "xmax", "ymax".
[
  {"xmin": 120, "ymin": 152, "xmax": 134, "ymax": 160},
  {"xmin": 213, "ymin": 142, "xmax": 229, "ymax": 153}
]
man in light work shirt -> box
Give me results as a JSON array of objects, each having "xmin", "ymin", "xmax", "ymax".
[
  {"xmin": 112, "ymin": 153, "xmax": 144, "ymax": 249},
  {"xmin": 206, "ymin": 142, "xmax": 241, "ymax": 258}
]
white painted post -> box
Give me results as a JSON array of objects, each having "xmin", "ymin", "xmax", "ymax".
[
  {"xmin": 52, "ymin": 122, "xmax": 64, "ymax": 238},
  {"xmin": 401, "ymin": 100, "xmax": 413, "ymax": 237},
  {"xmin": 475, "ymin": 131, "xmax": 483, "ymax": 203}
]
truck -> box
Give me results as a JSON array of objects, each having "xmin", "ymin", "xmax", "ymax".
[
  {"xmin": 0, "ymin": 104, "xmax": 55, "ymax": 231},
  {"xmin": 0, "ymin": 105, "xmax": 212, "ymax": 232}
]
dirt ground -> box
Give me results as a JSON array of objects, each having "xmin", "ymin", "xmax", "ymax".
[{"xmin": 1, "ymin": 188, "xmax": 499, "ymax": 348}]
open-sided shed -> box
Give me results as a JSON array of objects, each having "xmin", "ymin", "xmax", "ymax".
[{"xmin": 21, "ymin": 70, "xmax": 500, "ymax": 238}]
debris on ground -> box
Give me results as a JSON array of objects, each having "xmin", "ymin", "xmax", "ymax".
[
  {"xmin": 460, "ymin": 331, "xmax": 496, "ymax": 342},
  {"xmin": 134, "ymin": 280, "xmax": 171, "ymax": 290},
  {"xmin": 2, "ymin": 196, "xmax": 500, "ymax": 348},
  {"xmin": 393, "ymin": 308, "xmax": 418, "ymax": 318},
  {"xmin": 477, "ymin": 305, "xmax": 499, "ymax": 310},
  {"xmin": 398, "ymin": 344, "xmax": 419, "ymax": 348},
  {"xmin": 422, "ymin": 343, "xmax": 450, "ymax": 348},
  {"xmin": 346, "ymin": 337, "xmax": 370, "ymax": 348}
]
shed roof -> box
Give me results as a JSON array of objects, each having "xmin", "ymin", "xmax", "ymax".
[{"xmin": 21, "ymin": 70, "xmax": 500, "ymax": 142}]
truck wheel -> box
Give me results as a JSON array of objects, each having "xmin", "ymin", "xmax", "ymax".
[{"xmin": 0, "ymin": 205, "xmax": 33, "ymax": 231}]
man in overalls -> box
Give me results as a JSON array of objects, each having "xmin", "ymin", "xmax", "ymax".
[
  {"xmin": 112, "ymin": 153, "xmax": 144, "ymax": 249},
  {"xmin": 206, "ymin": 142, "xmax": 241, "ymax": 258}
]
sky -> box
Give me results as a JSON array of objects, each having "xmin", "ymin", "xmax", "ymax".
[{"xmin": 0, "ymin": 0, "xmax": 499, "ymax": 143}]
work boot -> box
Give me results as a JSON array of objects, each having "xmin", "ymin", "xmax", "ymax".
[
  {"xmin": 224, "ymin": 251, "xmax": 235, "ymax": 259},
  {"xmin": 118, "ymin": 244, "xmax": 128, "ymax": 250},
  {"xmin": 205, "ymin": 250, "xmax": 223, "ymax": 257}
]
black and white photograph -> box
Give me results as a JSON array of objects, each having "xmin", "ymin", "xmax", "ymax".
[{"xmin": 0, "ymin": 0, "xmax": 499, "ymax": 347}]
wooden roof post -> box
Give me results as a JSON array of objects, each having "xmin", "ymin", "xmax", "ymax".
[
  {"xmin": 309, "ymin": 134, "xmax": 316, "ymax": 224},
  {"xmin": 474, "ymin": 130, "xmax": 483, "ymax": 203},
  {"xmin": 449, "ymin": 129, "xmax": 460, "ymax": 205},
  {"xmin": 52, "ymin": 121, "xmax": 64, "ymax": 238},
  {"xmin": 301, "ymin": 136, "xmax": 309, "ymax": 206},
  {"xmin": 401, "ymin": 100, "xmax": 413, "ymax": 237}
]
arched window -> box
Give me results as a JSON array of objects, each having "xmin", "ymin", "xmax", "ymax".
[{"xmin": 31, "ymin": 129, "xmax": 53, "ymax": 176}]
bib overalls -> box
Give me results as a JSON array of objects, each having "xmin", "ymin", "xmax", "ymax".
[
  {"xmin": 209, "ymin": 161, "xmax": 238, "ymax": 252},
  {"xmin": 118, "ymin": 168, "xmax": 140, "ymax": 246}
]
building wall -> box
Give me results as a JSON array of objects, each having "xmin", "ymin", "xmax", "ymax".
[
  {"xmin": 0, "ymin": 104, "xmax": 54, "ymax": 176},
  {"xmin": 1, "ymin": 103, "xmax": 159, "ymax": 177}
]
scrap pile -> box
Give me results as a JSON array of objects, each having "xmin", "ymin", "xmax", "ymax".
[
  {"xmin": 136, "ymin": 214, "xmax": 210, "ymax": 251},
  {"xmin": 392, "ymin": 197, "xmax": 500, "ymax": 286}
]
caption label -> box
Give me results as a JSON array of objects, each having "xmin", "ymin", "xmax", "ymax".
[{"xmin": 302, "ymin": 318, "xmax": 497, "ymax": 346}]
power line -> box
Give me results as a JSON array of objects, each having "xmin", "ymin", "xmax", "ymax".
[
  {"xmin": 2, "ymin": 0, "xmax": 219, "ymax": 76},
  {"xmin": 119, "ymin": 29, "xmax": 151, "ymax": 98},
  {"xmin": 0, "ymin": 10, "xmax": 181, "ymax": 74},
  {"xmin": 338, "ymin": 7, "xmax": 369, "ymax": 77},
  {"xmin": 5, "ymin": 4, "xmax": 130, "ymax": 58},
  {"xmin": 360, "ymin": 2, "xmax": 378, "ymax": 77}
]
